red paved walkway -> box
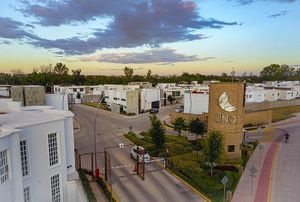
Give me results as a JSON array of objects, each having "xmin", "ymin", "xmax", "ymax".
[{"xmin": 254, "ymin": 133, "xmax": 284, "ymax": 202}]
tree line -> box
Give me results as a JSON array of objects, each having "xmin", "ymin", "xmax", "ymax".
[{"xmin": 1, "ymin": 63, "xmax": 298, "ymax": 88}]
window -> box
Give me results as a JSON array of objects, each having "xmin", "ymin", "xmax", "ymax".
[
  {"xmin": 23, "ymin": 187, "xmax": 31, "ymax": 202},
  {"xmin": 48, "ymin": 133, "xmax": 59, "ymax": 167},
  {"xmin": 20, "ymin": 140, "xmax": 30, "ymax": 177},
  {"xmin": 0, "ymin": 150, "xmax": 9, "ymax": 184},
  {"xmin": 121, "ymin": 99, "xmax": 126, "ymax": 101},
  {"xmin": 50, "ymin": 174, "xmax": 61, "ymax": 202},
  {"xmin": 80, "ymin": 88, "xmax": 84, "ymax": 92},
  {"xmin": 73, "ymin": 89, "xmax": 76, "ymax": 92},
  {"xmin": 228, "ymin": 145, "xmax": 235, "ymax": 153}
]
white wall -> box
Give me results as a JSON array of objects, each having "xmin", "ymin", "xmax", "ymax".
[
  {"xmin": 0, "ymin": 86, "xmax": 10, "ymax": 97},
  {"xmin": 140, "ymin": 89, "xmax": 160, "ymax": 111},
  {"xmin": 264, "ymin": 89, "xmax": 278, "ymax": 101},
  {"xmin": 45, "ymin": 94, "xmax": 69, "ymax": 110},
  {"xmin": 245, "ymin": 90, "xmax": 264, "ymax": 103},
  {"xmin": 184, "ymin": 92, "xmax": 209, "ymax": 114}
]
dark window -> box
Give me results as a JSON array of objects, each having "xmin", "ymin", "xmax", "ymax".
[
  {"xmin": 228, "ymin": 145, "xmax": 235, "ymax": 152},
  {"xmin": 73, "ymin": 89, "xmax": 76, "ymax": 92},
  {"xmin": 80, "ymin": 88, "xmax": 84, "ymax": 92},
  {"xmin": 121, "ymin": 99, "xmax": 126, "ymax": 101}
]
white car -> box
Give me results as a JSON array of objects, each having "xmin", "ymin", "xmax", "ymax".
[{"xmin": 130, "ymin": 145, "xmax": 151, "ymax": 163}]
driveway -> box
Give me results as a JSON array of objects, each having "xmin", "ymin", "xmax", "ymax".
[{"xmin": 73, "ymin": 104, "xmax": 205, "ymax": 202}]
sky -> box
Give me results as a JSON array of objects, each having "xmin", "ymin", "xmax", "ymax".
[{"xmin": 0, "ymin": 0, "xmax": 299, "ymax": 76}]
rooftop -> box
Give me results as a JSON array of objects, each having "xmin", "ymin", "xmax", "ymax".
[{"xmin": 0, "ymin": 105, "xmax": 73, "ymax": 138}]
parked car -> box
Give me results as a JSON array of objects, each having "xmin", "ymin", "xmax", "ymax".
[
  {"xmin": 150, "ymin": 108, "xmax": 159, "ymax": 114},
  {"xmin": 130, "ymin": 145, "xmax": 151, "ymax": 163}
]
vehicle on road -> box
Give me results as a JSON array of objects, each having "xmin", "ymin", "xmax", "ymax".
[
  {"xmin": 130, "ymin": 145, "xmax": 151, "ymax": 163},
  {"xmin": 150, "ymin": 108, "xmax": 159, "ymax": 114}
]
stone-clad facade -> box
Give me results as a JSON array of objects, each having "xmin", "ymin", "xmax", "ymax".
[{"xmin": 208, "ymin": 83, "xmax": 245, "ymax": 160}]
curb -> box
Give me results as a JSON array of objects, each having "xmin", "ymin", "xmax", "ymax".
[
  {"xmin": 165, "ymin": 168, "xmax": 211, "ymax": 202},
  {"xmin": 123, "ymin": 135, "xmax": 211, "ymax": 202},
  {"xmin": 267, "ymin": 142, "xmax": 280, "ymax": 202}
]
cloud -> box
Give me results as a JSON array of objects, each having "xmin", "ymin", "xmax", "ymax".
[
  {"xmin": 80, "ymin": 49, "xmax": 213, "ymax": 64},
  {"xmin": 268, "ymin": 10, "xmax": 289, "ymax": 18},
  {"xmin": 19, "ymin": 0, "xmax": 237, "ymax": 55},
  {"xmin": 0, "ymin": 17, "xmax": 38, "ymax": 40},
  {"xmin": 231, "ymin": 0, "xmax": 296, "ymax": 5}
]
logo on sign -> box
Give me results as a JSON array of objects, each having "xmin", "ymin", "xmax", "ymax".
[{"xmin": 219, "ymin": 92, "xmax": 236, "ymax": 112}]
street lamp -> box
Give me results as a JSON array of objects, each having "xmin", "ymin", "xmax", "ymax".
[{"xmin": 93, "ymin": 93, "xmax": 105, "ymax": 178}]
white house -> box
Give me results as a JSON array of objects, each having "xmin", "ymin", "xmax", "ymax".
[
  {"xmin": 0, "ymin": 99, "xmax": 87, "ymax": 202},
  {"xmin": 245, "ymin": 87, "xmax": 265, "ymax": 103},
  {"xmin": 184, "ymin": 91, "xmax": 209, "ymax": 114},
  {"xmin": 263, "ymin": 89, "xmax": 279, "ymax": 102},
  {"xmin": 140, "ymin": 88, "xmax": 160, "ymax": 112},
  {"xmin": 104, "ymin": 85, "xmax": 160, "ymax": 114},
  {"xmin": 0, "ymin": 85, "xmax": 11, "ymax": 97},
  {"xmin": 157, "ymin": 84, "xmax": 186, "ymax": 106},
  {"xmin": 277, "ymin": 89, "xmax": 297, "ymax": 100}
]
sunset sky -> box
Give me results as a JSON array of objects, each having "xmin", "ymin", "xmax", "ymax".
[{"xmin": 0, "ymin": 0, "xmax": 299, "ymax": 75}]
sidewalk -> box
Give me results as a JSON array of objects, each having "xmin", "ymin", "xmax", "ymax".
[
  {"xmin": 232, "ymin": 128, "xmax": 283, "ymax": 202},
  {"xmin": 86, "ymin": 174, "xmax": 108, "ymax": 202}
]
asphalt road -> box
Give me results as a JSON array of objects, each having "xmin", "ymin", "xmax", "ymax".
[
  {"xmin": 270, "ymin": 120, "xmax": 300, "ymax": 202},
  {"xmin": 73, "ymin": 104, "xmax": 204, "ymax": 202}
]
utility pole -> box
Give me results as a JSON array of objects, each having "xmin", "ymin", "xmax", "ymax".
[
  {"xmin": 231, "ymin": 67, "xmax": 235, "ymax": 83},
  {"xmin": 93, "ymin": 93, "xmax": 105, "ymax": 179}
]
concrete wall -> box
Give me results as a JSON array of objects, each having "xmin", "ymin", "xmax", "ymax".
[
  {"xmin": 11, "ymin": 86, "xmax": 24, "ymax": 106},
  {"xmin": 126, "ymin": 90, "xmax": 139, "ymax": 115},
  {"xmin": 24, "ymin": 86, "xmax": 45, "ymax": 106},
  {"xmin": 11, "ymin": 86, "xmax": 45, "ymax": 106},
  {"xmin": 244, "ymin": 110, "xmax": 272, "ymax": 125},
  {"xmin": 170, "ymin": 112, "xmax": 208, "ymax": 125},
  {"xmin": 245, "ymin": 99, "xmax": 300, "ymax": 111},
  {"xmin": 111, "ymin": 103, "xmax": 121, "ymax": 114},
  {"xmin": 82, "ymin": 95, "xmax": 102, "ymax": 103}
]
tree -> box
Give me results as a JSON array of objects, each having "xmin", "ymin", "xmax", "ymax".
[
  {"xmin": 149, "ymin": 115, "xmax": 166, "ymax": 151},
  {"xmin": 174, "ymin": 117, "xmax": 186, "ymax": 136},
  {"xmin": 147, "ymin": 69, "xmax": 152, "ymax": 78},
  {"xmin": 53, "ymin": 63, "xmax": 69, "ymax": 75},
  {"xmin": 189, "ymin": 118, "xmax": 205, "ymax": 139},
  {"xmin": 221, "ymin": 72, "xmax": 228, "ymax": 77},
  {"xmin": 167, "ymin": 95, "xmax": 175, "ymax": 104},
  {"xmin": 204, "ymin": 131, "xmax": 224, "ymax": 176},
  {"xmin": 72, "ymin": 68, "xmax": 85, "ymax": 85},
  {"xmin": 10, "ymin": 68, "xmax": 24, "ymax": 76},
  {"xmin": 124, "ymin": 66, "xmax": 134, "ymax": 78},
  {"xmin": 260, "ymin": 64, "xmax": 295, "ymax": 81}
]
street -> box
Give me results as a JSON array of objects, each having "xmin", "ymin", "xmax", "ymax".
[
  {"xmin": 270, "ymin": 119, "xmax": 300, "ymax": 202},
  {"xmin": 73, "ymin": 104, "xmax": 205, "ymax": 202}
]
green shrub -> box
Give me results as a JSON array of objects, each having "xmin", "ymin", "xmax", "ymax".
[
  {"xmin": 78, "ymin": 169, "xmax": 96, "ymax": 202},
  {"xmin": 97, "ymin": 178, "xmax": 116, "ymax": 202}
]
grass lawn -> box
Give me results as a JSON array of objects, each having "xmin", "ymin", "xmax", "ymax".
[
  {"xmin": 78, "ymin": 169, "xmax": 97, "ymax": 202},
  {"xmin": 272, "ymin": 105, "xmax": 300, "ymax": 122},
  {"xmin": 82, "ymin": 102, "xmax": 109, "ymax": 111},
  {"xmin": 124, "ymin": 132, "xmax": 241, "ymax": 202}
]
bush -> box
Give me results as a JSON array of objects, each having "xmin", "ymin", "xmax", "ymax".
[
  {"xmin": 97, "ymin": 178, "xmax": 116, "ymax": 202},
  {"xmin": 78, "ymin": 169, "xmax": 96, "ymax": 202}
]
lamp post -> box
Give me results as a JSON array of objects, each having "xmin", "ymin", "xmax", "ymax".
[{"xmin": 93, "ymin": 94, "xmax": 105, "ymax": 178}]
